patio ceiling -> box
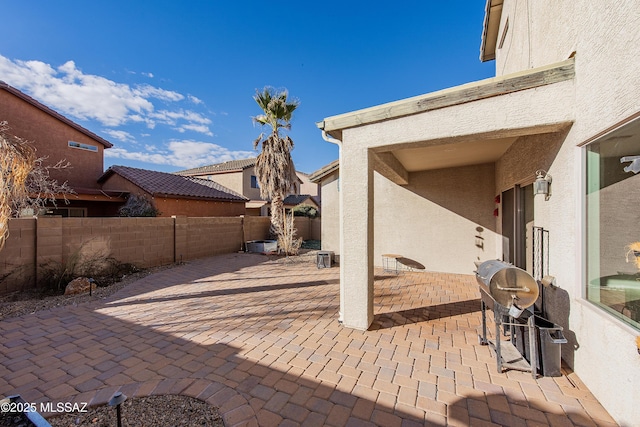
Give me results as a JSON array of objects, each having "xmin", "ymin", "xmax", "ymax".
[{"xmin": 390, "ymin": 136, "xmax": 517, "ymax": 172}]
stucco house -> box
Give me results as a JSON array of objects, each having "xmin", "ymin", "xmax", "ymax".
[
  {"xmin": 283, "ymin": 194, "xmax": 320, "ymax": 214},
  {"xmin": 316, "ymin": 1, "xmax": 640, "ymax": 424},
  {"xmin": 176, "ymin": 158, "xmax": 310, "ymax": 216},
  {"xmin": 296, "ymin": 170, "xmax": 320, "ymax": 198},
  {"xmin": 98, "ymin": 165, "xmax": 247, "ymax": 217},
  {"xmin": 0, "ymin": 81, "xmax": 124, "ymax": 216},
  {"xmin": 309, "ymin": 160, "xmax": 339, "ymax": 243}
]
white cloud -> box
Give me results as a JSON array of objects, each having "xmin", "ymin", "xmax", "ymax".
[
  {"xmin": 188, "ymin": 95, "xmax": 203, "ymax": 105},
  {"xmin": 104, "ymin": 140, "xmax": 255, "ymax": 169},
  {"xmin": 176, "ymin": 123, "xmax": 213, "ymax": 136},
  {"xmin": 134, "ymin": 84, "xmax": 184, "ymax": 102},
  {"xmin": 0, "ymin": 55, "xmax": 212, "ymax": 135},
  {"xmin": 102, "ymin": 129, "xmax": 135, "ymax": 142},
  {"xmin": 150, "ymin": 109, "xmax": 212, "ymax": 125}
]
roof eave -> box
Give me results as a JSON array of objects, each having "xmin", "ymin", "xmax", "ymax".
[
  {"xmin": 154, "ymin": 193, "xmax": 247, "ymax": 203},
  {"xmin": 309, "ymin": 159, "xmax": 340, "ymax": 183},
  {"xmin": 318, "ymin": 58, "xmax": 574, "ymax": 135},
  {"xmin": 480, "ymin": 0, "xmax": 504, "ymax": 62}
]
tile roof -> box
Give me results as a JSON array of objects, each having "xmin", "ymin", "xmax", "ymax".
[
  {"xmin": 0, "ymin": 81, "xmax": 113, "ymax": 148},
  {"xmin": 283, "ymin": 194, "xmax": 313, "ymax": 206},
  {"xmin": 175, "ymin": 158, "xmax": 257, "ymax": 176},
  {"xmin": 308, "ymin": 159, "xmax": 339, "ymax": 183},
  {"xmin": 99, "ymin": 165, "xmax": 248, "ymax": 202}
]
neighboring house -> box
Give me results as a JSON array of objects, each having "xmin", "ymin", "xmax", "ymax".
[
  {"xmin": 296, "ymin": 171, "xmax": 320, "ymax": 199},
  {"xmin": 176, "ymin": 158, "xmax": 304, "ymax": 216},
  {"xmin": 0, "ymin": 81, "xmax": 124, "ymax": 216},
  {"xmin": 282, "ymin": 194, "xmax": 320, "ymax": 214},
  {"xmin": 316, "ymin": 1, "xmax": 640, "ymax": 424},
  {"xmin": 309, "ymin": 160, "xmax": 339, "ymax": 245},
  {"xmin": 99, "ymin": 165, "xmax": 247, "ymax": 217}
]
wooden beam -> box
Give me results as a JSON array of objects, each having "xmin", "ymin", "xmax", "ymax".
[
  {"xmin": 373, "ymin": 152, "xmax": 409, "ymax": 185},
  {"xmin": 320, "ymin": 58, "xmax": 575, "ymax": 133}
]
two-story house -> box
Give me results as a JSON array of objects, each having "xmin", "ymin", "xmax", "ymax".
[
  {"xmin": 0, "ymin": 81, "xmax": 124, "ymax": 216},
  {"xmin": 176, "ymin": 158, "xmax": 317, "ymax": 216},
  {"xmin": 316, "ymin": 1, "xmax": 640, "ymax": 424}
]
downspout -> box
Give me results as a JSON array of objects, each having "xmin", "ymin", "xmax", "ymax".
[{"xmin": 321, "ymin": 130, "xmax": 345, "ymax": 323}]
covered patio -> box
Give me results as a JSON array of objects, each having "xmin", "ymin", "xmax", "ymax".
[
  {"xmin": 317, "ymin": 58, "xmax": 575, "ymax": 330},
  {"xmin": 0, "ymin": 253, "xmax": 615, "ymax": 426}
]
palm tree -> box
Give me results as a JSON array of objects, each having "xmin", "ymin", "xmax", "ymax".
[{"xmin": 252, "ymin": 86, "xmax": 299, "ymax": 246}]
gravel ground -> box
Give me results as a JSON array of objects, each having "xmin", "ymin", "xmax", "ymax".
[
  {"xmin": 47, "ymin": 395, "xmax": 224, "ymax": 427},
  {"xmin": 0, "ymin": 265, "xmax": 173, "ymax": 321},
  {"xmin": 0, "ymin": 395, "xmax": 223, "ymax": 427}
]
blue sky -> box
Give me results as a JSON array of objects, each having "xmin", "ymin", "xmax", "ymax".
[{"xmin": 0, "ymin": 1, "xmax": 495, "ymax": 174}]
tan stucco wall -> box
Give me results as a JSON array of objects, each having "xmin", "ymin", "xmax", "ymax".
[
  {"xmin": 485, "ymin": 2, "xmax": 640, "ymax": 423},
  {"xmin": 319, "ymin": 171, "xmax": 340, "ymax": 254},
  {"xmin": 296, "ymin": 171, "xmax": 319, "ymax": 197},
  {"xmin": 494, "ymin": 0, "xmax": 577, "ymax": 76},
  {"xmin": 331, "ymin": 1, "xmax": 640, "ymax": 421},
  {"xmin": 510, "ymin": 3, "xmax": 640, "ymax": 423},
  {"xmin": 374, "ymin": 164, "xmax": 498, "ymax": 274},
  {"xmin": 241, "ymin": 167, "xmax": 263, "ymax": 200},
  {"xmin": 321, "ymin": 163, "xmax": 499, "ymax": 275},
  {"xmin": 323, "ymin": 2, "xmax": 640, "ymax": 421}
]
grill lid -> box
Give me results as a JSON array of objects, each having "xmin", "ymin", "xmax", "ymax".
[{"xmin": 475, "ymin": 260, "xmax": 539, "ymax": 309}]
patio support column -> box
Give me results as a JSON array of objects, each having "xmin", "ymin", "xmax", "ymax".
[{"xmin": 340, "ymin": 146, "xmax": 374, "ymax": 330}]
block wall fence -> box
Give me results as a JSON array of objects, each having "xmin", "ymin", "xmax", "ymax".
[{"xmin": 0, "ymin": 216, "xmax": 320, "ymax": 294}]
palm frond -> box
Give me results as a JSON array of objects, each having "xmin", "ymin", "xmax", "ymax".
[{"xmin": 251, "ymin": 86, "xmax": 300, "ymax": 240}]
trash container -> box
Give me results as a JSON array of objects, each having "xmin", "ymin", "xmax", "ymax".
[
  {"xmin": 317, "ymin": 251, "xmax": 334, "ymax": 268},
  {"xmin": 512, "ymin": 313, "xmax": 567, "ymax": 377},
  {"xmin": 537, "ymin": 317, "xmax": 567, "ymax": 377}
]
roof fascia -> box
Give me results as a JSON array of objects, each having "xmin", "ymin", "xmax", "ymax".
[
  {"xmin": 317, "ymin": 58, "xmax": 574, "ymax": 134},
  {"xmin": 480, "ymin": 0, "xmax": 504, "ymax": 62}
]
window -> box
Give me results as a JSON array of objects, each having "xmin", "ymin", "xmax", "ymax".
[
  {"xmin": 68, "ymin": 141, "xmax": 98, "ymax": 152},
  {"xmin": 251, "ymin": 175, "xmax": 259, "ymax": 189},
  {"xmin": 585, "ymin": 115, "xmax": 640, "ymax": 330}
]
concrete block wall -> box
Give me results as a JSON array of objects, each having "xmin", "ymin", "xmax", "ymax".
[
  {"xmin": 0, "ymin": 218, "xmax": 36, "ymax": 293},
  {"xmin": 244, "ymin": 216, "xmax": 272, "ymax": 241},
  {"xmin": 244, "ymin": 216, "xmax": 321, "ymax": 242},
  {"xmin": 0, "ymin": 215, "xmax": 321, "ymax": 295},
  {"xmin": 183, "ymin": 217, "xmax": 243, "ymax": 260},
  {"xmin": 293, "ymin": 217, "xmax": 321, "ymax": 241},
  {"xmin": 59, "ymin": 217, "xmax": 176, "ymax": 269}
]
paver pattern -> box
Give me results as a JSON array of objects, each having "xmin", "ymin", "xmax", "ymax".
[{"xmin": 0, "ymin": 253, "xmax": 617, "ymax": 426}]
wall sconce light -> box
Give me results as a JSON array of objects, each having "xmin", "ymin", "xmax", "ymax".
[{"xmin": 534, "ymin": 170, "xmax": 552, "ymax": 200}]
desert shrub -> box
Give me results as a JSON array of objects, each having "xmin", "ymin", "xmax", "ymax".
[
  {"xmin": 292, "ymin": 204, "xmax": 319, "ymax": 218},
  {"xmin": 37, "ymin": 243, "xmax": 139, "ymax": 293},
  {"xmin": 278, "ymin": 211, "xmax": 302, "ymax": 256},
  {"xmin": 119, "ymin": 194, "xmax": 160, "ymax": 217}
]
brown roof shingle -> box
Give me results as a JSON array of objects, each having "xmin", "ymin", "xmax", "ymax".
[
  {"xmin": 98, "ymin": 165, "xmax": 248, "ymax": 202},
  {"xmin": 175, "ymin": 158, "xmax": 257, "ymax": 176}
]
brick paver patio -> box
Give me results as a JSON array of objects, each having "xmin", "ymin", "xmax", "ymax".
[{"xmin": 0, "ymin": 253, "xmax": 617, "ymax": 426}]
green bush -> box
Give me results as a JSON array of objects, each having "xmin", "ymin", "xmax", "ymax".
[{"xmin": 292, "ymin": 204, "xmax": 318, "ymax": 218}]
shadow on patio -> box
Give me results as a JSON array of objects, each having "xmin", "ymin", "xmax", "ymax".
[{"xmin": 0, "ymin": 254, "xmax": 617, "ymax": 426}]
